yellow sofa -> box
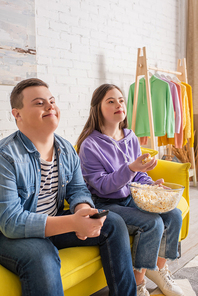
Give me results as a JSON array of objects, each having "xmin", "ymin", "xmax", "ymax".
[{"xmin": 0, "ymin": 152, "xmax": 191, "ymax": 296}]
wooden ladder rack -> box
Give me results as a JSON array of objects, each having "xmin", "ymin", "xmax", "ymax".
[{"xmin": 132, "ymin": 46, "xmax": 197, "ymax": 186}]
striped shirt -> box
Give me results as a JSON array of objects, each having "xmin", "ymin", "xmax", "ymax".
[{"xmin": 36, "ymin": 150, "xmax": 58, "ymax": 216}]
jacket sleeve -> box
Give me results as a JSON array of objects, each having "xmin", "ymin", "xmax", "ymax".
[
  {"xmin": 132, "ymin": 171, "xmax": 154, "ymax": 184},
  {"xmin": 0, "ymin": 155, "xmax": 48, "ymax": 239},
  {"xmin": 64, "ymin": 149, "xmax": 95, "ymax": 213}
]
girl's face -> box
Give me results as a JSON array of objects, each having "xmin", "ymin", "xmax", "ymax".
[{"xmin": 101, "ymin": 88, "xmax": 126, "ymax": 127}]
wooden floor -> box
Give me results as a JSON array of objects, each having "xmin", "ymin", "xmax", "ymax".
[
  {"xmin": 91, "ymin": 182, "xmax": 198, "ymax": 295},
  {"xmin": 168, "ymin": 183, "xmax": 198, "ymax": 272}
]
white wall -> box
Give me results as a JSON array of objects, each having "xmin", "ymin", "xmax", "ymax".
[
  {"xmin": 0, "ymin": 0, "xmax": 36, "ymax": 85},
  {"xmin": 0, "ymin": 0, "xmax": 186, "ymax": 145},
  {"xmin": 0, "ymin": 85, "xmax": 16, "ymax": 139}
]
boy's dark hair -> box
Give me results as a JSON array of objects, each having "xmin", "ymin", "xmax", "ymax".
[{"xmin": 10, "ymin": 78, "xmax": 48, "ymax": 109}]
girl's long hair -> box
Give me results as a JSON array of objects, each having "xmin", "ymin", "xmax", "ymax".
[{"xmin": 76, "ymin": 84, "xmax": 128, "ymax": 154}]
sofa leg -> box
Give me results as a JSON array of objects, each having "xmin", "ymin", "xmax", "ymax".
[
  {"xmin": 178, "ymin": 241, "xmax": 181, "ymax": 258},
  {"xmin": 90, "ymin": 286, "xmax": 109, "ymax": 296}
]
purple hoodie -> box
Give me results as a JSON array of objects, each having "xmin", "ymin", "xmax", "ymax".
[{"xmin": 79, "ymin": 128, "xmax": 153, "ymax": 199}]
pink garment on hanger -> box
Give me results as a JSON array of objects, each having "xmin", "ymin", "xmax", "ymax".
[
  {"xmin": 171, "ymin": 81, "xmax": 183, "ymax": 148},
  {"xmin": 160, "ymin": 77, "xmax": 181, "ymax": 133}
]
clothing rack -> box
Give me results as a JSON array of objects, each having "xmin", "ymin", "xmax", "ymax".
[{"xmin": 132, "ymin": 46, "xmax": 197, "ymax": 186}]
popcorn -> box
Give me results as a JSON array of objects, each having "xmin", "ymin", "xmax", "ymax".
[
  {"xmin": 142, "ymin": 154, "xmax": 152, "ymax": 164},
  {"xmin": 129, "ymin": 182, "xmax": 183, "ymax": 213}
]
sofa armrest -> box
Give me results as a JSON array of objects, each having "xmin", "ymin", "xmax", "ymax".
[
  {"xmin": 148, "ymin": 159, "xmax": 191, "ymax": 240},
  {"xmin": 147, "ymin": 159, "xmax": 191, "ymax": 204}
]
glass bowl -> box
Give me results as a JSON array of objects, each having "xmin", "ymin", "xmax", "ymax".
[{"xmin": 128, "ymin": 182, "xmax": 184, "ymax": 213}]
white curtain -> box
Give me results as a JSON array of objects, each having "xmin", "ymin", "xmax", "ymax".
[
  {"xmin": 187, "ymin": 0, "xmax": 198, "ymax": 173},
  {"xmin": 187, "ymin": 0, "xmax": 198, "ymax": 113}
]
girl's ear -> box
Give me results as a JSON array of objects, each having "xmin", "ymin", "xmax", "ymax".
[{"xmin": 12, "ymin": 108, "xmax": 21, "ymax": 122}]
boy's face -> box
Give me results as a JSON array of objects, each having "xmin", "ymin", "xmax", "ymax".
[{"xmin": 12, "ymin": 86, "xmax": 60, "ymax": 136}]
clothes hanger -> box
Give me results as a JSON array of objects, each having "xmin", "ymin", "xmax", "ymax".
[
  {"xmin": 171, "ymin": 75, "xmax": 181, "ymax": 83},
  {"xmin": 166, "ymin": 75, "xmax": 173, "ymax": 81},
  {"xmin": 160, "ymin": 74, "xmax": 167, "ymax": 79},
  {"xmin": 148, "ymin": 71, "xmax": 153, "ymax": 77},
  {"xmin": 154, "ymin": 72, "xmax": 161, "ymax": 79}
]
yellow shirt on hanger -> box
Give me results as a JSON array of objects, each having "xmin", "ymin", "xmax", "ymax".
[
  {"xmin": 181, "ymin": 82, "xmax": 194, "ymax": 148},
  {"xmin": 179, "ymin": 83, "xmax": 191, "ymax": 145}
]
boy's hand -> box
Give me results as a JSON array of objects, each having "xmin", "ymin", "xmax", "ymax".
[
  {"xmin": 74, "ymin": 203, "xmax": 92, "ymax": 212},
  {"xmin": 128, "ymin": 154, "xmax": 157, "ymax": 173},
  {"xmin": 73, "ymin": 207, "xmax": 106, "ymax": 240}
]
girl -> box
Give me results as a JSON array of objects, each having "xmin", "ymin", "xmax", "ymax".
[{"xmin": 76, "ymin": 84, "xmax": 184, "ymax": 296}]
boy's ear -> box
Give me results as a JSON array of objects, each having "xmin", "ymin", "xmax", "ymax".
[{"xmin": 12, "ymin": 108, "xmax": 21, "ymax": 121}]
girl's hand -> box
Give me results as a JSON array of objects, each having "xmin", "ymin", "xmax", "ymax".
[
  {"xmin": 152, "ymin": 179, "xmax": 171, "ymax": 189},
  {"xmin": 128, "ymin": 153, "xmax": 157, "ymax": 173},
  {"xmin": 152, "ymin": 178, "xmax": 164, "ymax": 185}
]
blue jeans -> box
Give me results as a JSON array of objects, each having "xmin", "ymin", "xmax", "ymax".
[
  {"xmin": 93, "ymin": 195, "xmax": 182, "ymax": 271},
  {"xmin": 0, "ymin": 210, "xmax": 137, "ymax": 296}
]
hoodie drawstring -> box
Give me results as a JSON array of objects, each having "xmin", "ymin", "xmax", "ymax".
[{"xmin": 109, "ymin": 138, "xmax": 131, "ymax": 163}]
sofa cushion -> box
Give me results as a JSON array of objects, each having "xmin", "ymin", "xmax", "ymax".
[
  {"xmin": 60, "ymin": 246, "xmax": 102, "ymax": 291},
  {"xmin": 0, "ymin": 245, "xmax": 104, "ymax": 296},
  {"xmin": 140, "ymin": 147, "xmax": 158, "ymax": 157},
  {"xmin": 0, "ymin": 265, "xmax": 21, "ymax": 296}
]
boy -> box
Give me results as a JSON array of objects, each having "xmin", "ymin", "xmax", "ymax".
[{"xmin": 0, "ymin": 78, "xmax": 136, "ymax": 296}]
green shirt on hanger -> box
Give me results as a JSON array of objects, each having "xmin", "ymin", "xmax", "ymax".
[{"xmin": 127, "ymin": 75, "xmax": 175, "ymax": 138}]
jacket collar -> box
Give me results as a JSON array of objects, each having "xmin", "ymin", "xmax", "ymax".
[
  {"xmin": 17, "ymin": 131, "xmax": 38, "ymax": 154},
  {"xmin": 17, "ymin": 130, "xmax": 64, "ymax": 154}
]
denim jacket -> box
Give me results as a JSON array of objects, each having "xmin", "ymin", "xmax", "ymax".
[{"xmin": 0, "ymin": 131, "xmax": 94, "ymax": 239}]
